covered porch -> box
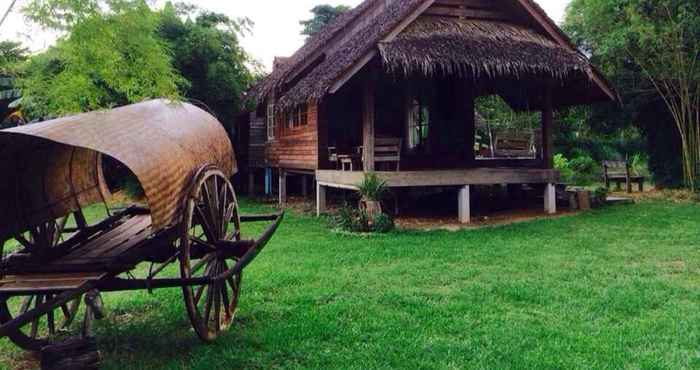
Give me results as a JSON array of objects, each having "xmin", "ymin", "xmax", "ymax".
[{"xmin": 315, "ymin": 168, "xmax": 558, "ymax": 223}]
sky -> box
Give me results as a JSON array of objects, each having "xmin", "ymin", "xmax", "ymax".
[{"xmin": 0, "ymin": 0, "xmax": 571, "ymax": 71}]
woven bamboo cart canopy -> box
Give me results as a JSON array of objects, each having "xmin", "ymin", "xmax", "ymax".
[{"xmin": 0, "ymin": 99, "xmax": 235, "ymax": 239}]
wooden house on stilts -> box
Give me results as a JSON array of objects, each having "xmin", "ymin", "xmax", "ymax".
[{"xmin": 243, "ymin": 0, "xmax": 616, "ymax": 223}]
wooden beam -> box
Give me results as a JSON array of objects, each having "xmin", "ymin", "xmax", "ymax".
[
  {"xmin": 541, "ymin": 87, "xmax": 554, "ymax": 169},
  {"xmin": 248, "ymin": 171, "xmax": 255, "ymax": 197},
  {"xmin": 301, "ymin": 175, "xmax": 309, "ymax": 198},
  {"xmin": 362, "ymin": 74, "xmax": 376, "ymax": 172},
  {"xmin": 330, "ymin": 51, "xmax": 375, "ymax": 94},
  {"xmin": 316, "ymin": 168, "xmax": 560, "ymax": 188},
  {"xmin": 458, "ymin": 185, "xmax": 471, "ymax": 224}
]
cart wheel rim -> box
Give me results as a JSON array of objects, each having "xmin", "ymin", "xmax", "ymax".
[
  {"xmin": 0, "ymin": 293, "xmax": 82, "ymax": 352},
  {"xmin": 179, "ymin": 169, "xmax": 242, "ymax": 342}
]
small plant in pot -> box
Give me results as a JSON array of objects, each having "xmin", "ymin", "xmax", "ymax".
[{"xmin": 357, "ymin": 172, "xmax": 386, "ymax": 221}]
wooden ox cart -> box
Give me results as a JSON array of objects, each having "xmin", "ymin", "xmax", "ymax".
[{"xmin": 0, "ymin": 100, "xmax": 283, "ymax": 354}]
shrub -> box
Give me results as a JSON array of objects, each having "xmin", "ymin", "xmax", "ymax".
[
  {"xmin": 568, "ymin": 155, "xmax": 600, "ymax": 185},
  {"xmin": 555, "ymin": 153, "xmax": 601, "ymax": 186},
  {"xmin": 333, "ymin": 206, "xmax": 393, "ymax": 234},
  {"xmin": 372, "ymin": 213, "xmax": 395, "ymax": 233},
  {"xmin": 357, "ymin": 172, "xmax": 387, "ymax": 201},
  {"xmin": 591, "ymin": 186, "xmax": 609, "ymax": 208},
  {"xmin": 333, "ymin": 206, "xmax": 370, "ymax": 233}
]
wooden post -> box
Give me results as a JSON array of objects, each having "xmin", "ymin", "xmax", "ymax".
[
  {"xmin": 278, "ymin": 169, "xmax": 287, "ymax": 205},
  {"xmin": 458, "ymin": 185, "xmax": 471, "ymax": 224},
  {"xmin": 316, "ymin": 182, "xmax": 326, "ymax": 217},
  {"xmin": 362, "ymin": 73, "xmax": 375, "ymax": 172},
  {"xmin": 301, "ymin": 175, "xmax": 308, "ymax": 198},
  {"xmin": 541, "ymin": 87, "xmax": 554, "ymax": 169},
  {"xmin": 248, "ymin": 171, "xmax": 255, "ymax": 197},
  {"xmin": 544, "ymin": 183, "xmax": 557, "ymax": 214}
]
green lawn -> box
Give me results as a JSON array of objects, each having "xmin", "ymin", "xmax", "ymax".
[{"xmin": 2, "ymin": 200, "xmax": 700, "ymax": 369}]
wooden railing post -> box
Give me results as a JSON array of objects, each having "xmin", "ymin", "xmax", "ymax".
[
  {"xmin": 541, "ymin": 87, "xmax": 554, "ymax": 169},
  {"xmin": 362, "ymin": 72, "xmax": 376, "ymax": 172}
]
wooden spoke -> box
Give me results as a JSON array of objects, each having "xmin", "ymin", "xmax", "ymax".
[
  {"xmin": 0, "ymin": 292, "xmax": 84, "ymax": 351},
  {"xmin": 189, "ymin": 236, "xmax": 217, "ymax": 251},
  {"xmin": 194, "ymin": 204, "xmax": 217, "ymax": 242}
]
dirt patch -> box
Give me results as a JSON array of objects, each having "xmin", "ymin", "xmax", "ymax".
[{"xmin": 395, "ymin": 208, "xmax": 578, "ymax": 231}]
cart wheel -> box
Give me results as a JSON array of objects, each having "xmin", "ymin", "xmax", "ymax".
[
  {"xmin": 0, "ymin": 293, "xmax": 82, "ymax": 352},
  {"xmin": 13, "ymin": 215, "xmax": 71, "ymax": 256},
  {"xmin": 179, "ymin": 169, "xmax": 242, "ymax": 342}
]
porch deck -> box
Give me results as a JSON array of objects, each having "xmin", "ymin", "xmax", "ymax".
[{"xmin": 314, "ymin": 168, "xmax": 559, "ymax": 223}]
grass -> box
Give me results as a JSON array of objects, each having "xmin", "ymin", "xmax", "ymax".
[{"xmin": 2, "ymin": 199, "xmax": 700, "ymax": 369}]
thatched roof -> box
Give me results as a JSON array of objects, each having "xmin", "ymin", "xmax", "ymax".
[
  {"xmin": 247, "ymin": 0, "xmax": 614, "ymax": 111},
  {"xmin": 246, "ymin": 0, "xmax": 379, "ymax": 105},
  {"xmin": 379, "ymin": 18, "xmax": 591, "ymax": 80}
]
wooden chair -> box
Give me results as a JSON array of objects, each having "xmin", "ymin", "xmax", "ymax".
[
  {"xmin": 374, "ymin": 137, "xmax": 402, "ymax": 171},
  {"xmin": 328, "ymin": 146, "xmax": 338, "ymax": 169},
  {"xmin": 603, "ymin": 160, "xmax": 645, "ymax": 193}
]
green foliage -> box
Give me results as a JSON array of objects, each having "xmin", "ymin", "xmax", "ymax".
[
  {"xmin": 475, "ymin": 95, "xmax": 539, "ymax": 130},
  {"xmin": 554, "ymin": 154, "xmax": 574, "ymax": 183},
  {"xmin": 371, "ymin": 212, "xmax": 395, "ymax": 233},
  {"xmin": 564, "ymin": 0, "xmax": 700, "ymax": 189},
  {"xmin": 299, "ymin": 4, "xmax": 350, "ymax": 37},
  {"xmin": 19, "ymin": 1, "xmax": 184, "ymax": 120},
  {"xmin": 333, "ymin": 205, "xmax": 394, "ymax": 234},
  {"xmin": 592, "ymin": 186, "xmax": 609, "ymax": 207},
  {"xmin": 21, "ymin": 0, "xmax": 136, "ymax": 30},
  {"xmin": 333, "ymin": 205, "xmax": 370, "ymax": 233},
  {"xmin": 555, "ymin": 153, "xmax": 601, "ymax": 186},
  {"xmin": 158, "ymin": 2, "xmax": 258, "ymax": 129},
  {"xmin": 356, "ymin": 172, "xmax": 387, "ymax": 201},
  {"xmin": 0, "ymin": 41, "xmax": 29, "ymax": 76}
]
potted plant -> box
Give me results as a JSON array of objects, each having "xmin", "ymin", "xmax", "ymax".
[{"xmin": 357, "ymin": 172, "xmax": 386, "ymax": 220}]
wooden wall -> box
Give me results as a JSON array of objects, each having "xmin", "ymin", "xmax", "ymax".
[
  {"xmin": 423, "ymin": 0, "xmax": 518, "ymax": 23},
  {"xmin": 248, "ymin": 113, "xmax": 267, "ymax": 169},
  {"xmin": 265, "ymin": 103, "xmax": 319, "ymax": 171}
]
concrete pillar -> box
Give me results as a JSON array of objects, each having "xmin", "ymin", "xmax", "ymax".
[
  {"xmin": 545, "ymin": 183, "xmax": 557, "ymax": 214},
  {"xmin": 316, "ymin": 182, "xmax": 326, "ymax": 217},
  {"xmin": 458, "ymin": 185, "xmax": 471, "ymax": 224}
]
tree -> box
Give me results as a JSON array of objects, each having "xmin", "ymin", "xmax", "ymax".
[
  {"xmin": 0, "ymin": 41, "xmax": 28, "ymax": 75},
  {"xmin": 300, "ymin": 4, "xmax": 350, "ymax": 37},
  {"xmin": 18, "ymin": 0, "xmax": 184, "ymax": 120},
  {"xmin": 564, "ymin": 0, "xmax": 700, "ymax": 189},
  {"xmin": 158, "ymin": 2, "xmax": 258, "ymax": 132}
]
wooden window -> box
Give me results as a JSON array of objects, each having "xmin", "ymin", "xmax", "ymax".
[
  {"xmin": 407, "ymin": 98, "xmax": 429, "ymax": 151},
  {"xmin": 285, "ymin": 104, "xmax": 308, "ymax": 129},
  {"xmin": 267, "ymin": 103, "xmax": 275, "ymax": 141}
]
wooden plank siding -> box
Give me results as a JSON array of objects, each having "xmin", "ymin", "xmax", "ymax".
[
  {"xmin": 248, "ymin": 114, "xmax": 266, "ymax": 168},
  {"xmin": 265, "ymin": 103, "xmax": 320, "ymax": 171},
  {"xmin": 423, "ymin": 0, "xmax": 515, "ymax": 22}
]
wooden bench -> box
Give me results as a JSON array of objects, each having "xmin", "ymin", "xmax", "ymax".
[
  {"xmin": 493, "ymin": 131, "xmax": 535, "ymax": 158},
  {"xmin": 603, "ymin": 160, "xmax": 645, "ymax": 193}
]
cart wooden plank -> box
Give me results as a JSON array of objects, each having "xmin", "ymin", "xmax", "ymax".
[{"xmin": 0, "ymin": 272, "xmax": 106, "ymax": 293}]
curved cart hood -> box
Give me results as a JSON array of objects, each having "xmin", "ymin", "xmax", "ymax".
[{"xmin": 0, "ymin": 99, "xmax": 236, "ymax": 239}]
